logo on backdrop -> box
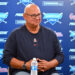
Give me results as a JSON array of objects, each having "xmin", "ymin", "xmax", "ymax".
[
  {"xmin": 17, "ymin": 0, "xmax": 33, "ymax": 6},
  {"xmin": 0, "ymin": 38, "xmax": 7, "ymax": 43},
  {"xmin": 0, "ymin": 31, "xmax": 8, "ymax": 35},
  {"xmin": 42, "ymin": 1, "xmax": 64, "ymax": 6},
  {"xmin": 59, "ymin": 40, "xmax": 62, "ymax": 43},
  {"xmin": 55, "ymin": 31, "xmax": 63, "ymax": 51},
  {"xmin": 55, "ymin": 31, "xmax": 63, "ymax": 37},
  {"xmin": 0, "ymin": 2, "xmax": 8, "ymax": 5},
  {"xmin": 15, "ymin": 13, "xmax": 23, "ymax": 17},
  {"xmin": 56, "ymin": 66, "xmax": 62, "ymax": 70},
  {"xmin": 69, "ymin": 65, "xmax": 75, "ymax": 75},
  {"xmin": 69, "ymin": 49, "xmax": 75, "ymax": 52},
  {"xmin": 69, "ymin": 55, "xmax": 75, "ymax": 60},
  {"xmin": 55, "ymin": 67, "xmax": 63, "ymax": 75},
  {"xmin": 69, "ymin": 13, "xmax": 75, "ymax": 20},
  {"xmin": 43, "ymin": 12, "xmax": 63, "ymax": 25},
  {"xmin": 70, "ymin": 0, "xmax": 75, "ymax": 5},
  {"xmin": 0, "ymin": 49, "xmax": 3, "ymax": 60},
  {"xmin": 15, "ymin": 13, "xmax": 26, "ymax": 25},
  {"xmin": 69, "ymin": 30, "xmax": 75, "ymax": 42},
  {"xmin": 0, "ymin": 12, "xmax": 8, "ymax": 24},
  {"xmin": 69, "ymin": 13, "xmax": 75, "ymax": 26},
  {"xmin": 0, "ymin": 67, "xmax": 8, "ymax": 73}
]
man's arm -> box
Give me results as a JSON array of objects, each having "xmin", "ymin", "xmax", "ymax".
[
  {"xmin": 3, "ymin": 31, "xmax": 17, "ymax": 66},
  {"xmin": 10, "ymin": 57, "xmax": 32, "ymax": 70},
  {"xmin": 10, "ymin": 58, "xmax": 24, "ymax": 69},
  {"xmin": 53, "ymin": 33, "xmax": 64, "ymax": 64},
  {"xmin": 48, "ymin": 59, "xmax": 59, "ymax": 68},
  {"xmin": 3, "ymin": 30, "xmax": 32, "ymax": 71},
  {"xmin": 37, "ymin": 31, "xmax": 64, "ymax": 72}
]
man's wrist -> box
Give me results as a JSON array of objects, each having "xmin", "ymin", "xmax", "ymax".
[
  {"xmin": 48, "ymin": 59, "xmax": 59, "ymax": 69},
  {"xmin": 22, "ymin": 61, "xmax": 26, "ymax": 70}
]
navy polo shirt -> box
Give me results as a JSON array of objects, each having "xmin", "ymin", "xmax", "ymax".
[{"xmin": 3, "ymin": 25, "xmax": 64, "ymax": 75}]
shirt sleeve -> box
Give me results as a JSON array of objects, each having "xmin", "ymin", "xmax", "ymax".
[
  {"xmin": 53, "ymin": 33, "xmax": 64, "ymax": 64},
  {"xmin": 3, "ymin": 31, "xmax": 17, "ymax": 66}
]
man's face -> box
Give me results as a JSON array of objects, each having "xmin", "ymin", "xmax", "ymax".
[{"xmin": 23, "ymin": 6, "xmax": 41, "ymax": 27}]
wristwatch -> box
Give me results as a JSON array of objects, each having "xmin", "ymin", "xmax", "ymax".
[{"xmin": 22, "ymin": 61, "xmax": 26, "ymax": 70}]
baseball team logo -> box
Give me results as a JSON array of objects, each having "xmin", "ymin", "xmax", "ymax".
[
  {"xmin": 70, "ymin": 0, "xmax": 75, "ymax": 5},
  {"xmin": 17, "ymin": 0, "xmax": 33, "ymax": 6},
  {"xmin": 0, "ymin": 49, "xmax": 3, "ymax": 60},
  {"xmin": 69, "ymin": 65, "xmax": 75, "ymax": 75},
  {"xmin": 69, "ymin": 13, "xmax": 75, "ymax": 26},
  {"xmin": 69, "ymin": 30, "xmax": 75, "ymax": 42},
  {"xmin": 0, "ymin": 12, "xmax": 8, "ymax": 24},
  {"xmin": 43, "ymin": 12, "xmax": 63, "ymax": 25}
]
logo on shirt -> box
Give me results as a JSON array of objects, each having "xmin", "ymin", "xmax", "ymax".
[
  {"xmin": 0, "ymin": 49, "xmax": 3, "ymax": 60},
  {"xmin": 69, "ymin": 65, "xmax": 75, "ymax": 75},
  {"xmin": 70, "ymin": 0, "xmax": 75, "ymax": 5},
  {"xmin": 69, "ymin": 30, "xmax": 75, "ymax": 42},
  {"xmin": 43, "ymin": 12, "xmax": 63, "ymax": 25},
  {"xmin": 33, "ymin": 38, "xmax": 37, "ymax": 47},
  {"xmin": 17, "ymin": 0, "xmax": 33, "ymax": 6},
  {"xmin": 0, "ymin": 12, "xmax": 8, "ymax": 24}
]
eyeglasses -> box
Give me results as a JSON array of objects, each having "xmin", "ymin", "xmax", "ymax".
[{"xmin": 26, "ymin": 13, "xmax": 41, "ymax": 19}]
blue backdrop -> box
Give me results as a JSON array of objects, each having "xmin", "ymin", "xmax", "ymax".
[{"xmin": 0, "ymin": 0, "xmax": 75, "ymax": 75}]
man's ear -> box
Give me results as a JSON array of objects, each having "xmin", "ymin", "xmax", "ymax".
[{"xmin": 23, "ymin": 13, "xmax": 26, "ymax": 19}]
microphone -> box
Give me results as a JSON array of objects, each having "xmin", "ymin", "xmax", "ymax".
[{"xmin": 33, "ymin": 38, "xmax": 37, "ymax": 47}]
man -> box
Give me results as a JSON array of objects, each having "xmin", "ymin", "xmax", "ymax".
[{"xmin": 3, "ymin": 4, "xmax": 64, "ymax": 75}]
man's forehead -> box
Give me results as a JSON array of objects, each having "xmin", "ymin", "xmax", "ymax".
[
  {"xmin": 28, "ymin": 8, "xmax": 40, "ymax": 14},
  {"xmin": 24, "ymin": 4, "xmax": 41, "ymax": 14}
]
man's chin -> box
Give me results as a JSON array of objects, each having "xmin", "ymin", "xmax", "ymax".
[{"xmin": 32, "ymin": 24, "xmax": 39, "ymax": 27}]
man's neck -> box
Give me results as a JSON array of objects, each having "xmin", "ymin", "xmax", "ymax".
[{"xmin": 25, "ymin": 24, "xmax": 40, "ymax": 34}]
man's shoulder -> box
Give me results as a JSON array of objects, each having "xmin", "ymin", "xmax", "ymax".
[
  {"xmin": 9, "ymin": 25, "xmax": 25, "ymax": 37},
  {"xmin": 41, "ymin": 25, "xmax": 57, "ymax": 38},
  {"xmin": 12, "ymin": 25, "xmax": 25, "ymax": 33},
  {"xmin": 41, "ymin": 25, "xmax": 55, "ymax": 34}
]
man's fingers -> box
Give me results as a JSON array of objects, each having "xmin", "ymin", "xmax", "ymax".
[
  {"xmin": 40, "ymin": 69, "xmax": 44, "ymax": 72},
  {"xmin": 38, "ymin": 67, "xmax": 45, "ymax": 72},
  {"xmin": 38, "ymin": 65, "xmax": 44, "ymax": 68},
  {"xmin": 38, "ymin": 69, "xmax": 44, "ymax": 72},
  {"xmin": 37, "ymin": 58, "xmax": 45, "ymax": 62},
  {"xmin": 38, "ymin": 63, "xmax": 45, "ymax": 67}
]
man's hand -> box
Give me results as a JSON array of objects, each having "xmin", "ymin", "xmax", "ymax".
[
  {"xmin": 25, "ymin": 59, "xmax": 33, "ymax": 71},
  {"xmin": 37, "ymin": 58, "xmax": 51, "ymax": 72},
  {"xmin": 37, "ymin": 58, "xmax": 58, "ymax": 72}
]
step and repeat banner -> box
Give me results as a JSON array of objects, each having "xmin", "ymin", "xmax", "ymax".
[{"xmin": 0, "ymin": 0, "xmax": 75, "ymax": 75}]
